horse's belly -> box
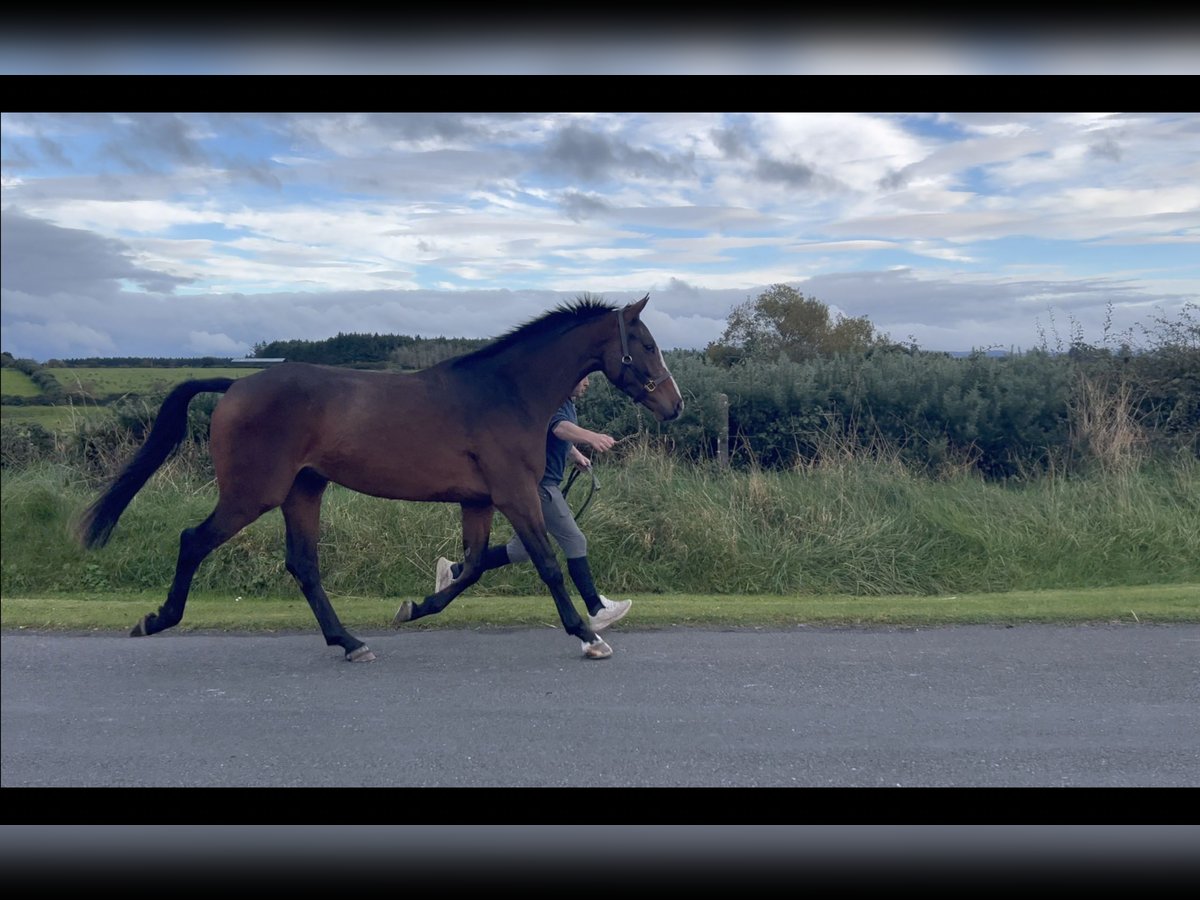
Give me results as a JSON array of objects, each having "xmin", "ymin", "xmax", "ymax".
[{"xmin": 322, "ymin": 458, "xmax": 490, "ymax": 504}]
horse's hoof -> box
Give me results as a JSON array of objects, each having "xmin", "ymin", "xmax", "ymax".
[
  {"xmin": 130, "ymin": 616, "xmax": 149, "ymax": 637},
  {"xmin": 581, "ymin": 637, "xmax": 613, "ymax": 660},
  {"xmin": 391, "ymin": 601, "xmax": 413, "ymax": 627},
  {"xmin": 346, "ymin": 645, "xmax": 376, "ymax": 663}
]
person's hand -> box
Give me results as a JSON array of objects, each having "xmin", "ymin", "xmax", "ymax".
[
  {"xmin": 574, "ymin": 454, "xmax": 592, "ymax": 470},
  {"xmin": 588, "ymin": 432, "xmax": 616, "ymax": 453}
]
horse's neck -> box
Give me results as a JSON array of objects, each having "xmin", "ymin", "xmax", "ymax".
[{"xmin": 492, "ymin": 321, "xmax": 603, "ymax": 414}]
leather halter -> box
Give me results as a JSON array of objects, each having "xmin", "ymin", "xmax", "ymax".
[{"xmin": 615, "ymin": 309, "xmax": 662, "ymax": 393}]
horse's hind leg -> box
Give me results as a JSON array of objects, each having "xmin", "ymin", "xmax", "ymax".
[
  {"xmin": 132, "ymin": 502, "xmax": 258, "ymax": 637},
  {"xmin": 394, "ymin": 502, "xmax": 493, "ymax": 625},
  {"xmin": 282, "ymin": 469, "xmax": 374, "ymax": 662}
]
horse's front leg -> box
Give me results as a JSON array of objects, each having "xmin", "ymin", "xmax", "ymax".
[
  {"xmin": 393, "ymin": 502, "xmax": 494, "ymax": 625},
  {"xmin": 504, "ymin": 502, "xmax": 611, "ymax": 660}
]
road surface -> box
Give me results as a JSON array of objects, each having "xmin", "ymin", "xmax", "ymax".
[{"xmin": 4, "ymin": 623, "xmax": 1197, "ymax": 789}]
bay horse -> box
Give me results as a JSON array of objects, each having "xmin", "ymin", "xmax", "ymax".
[{"xmin": 75, "ymin": 294, "xmax": 683, "ymax": 662}]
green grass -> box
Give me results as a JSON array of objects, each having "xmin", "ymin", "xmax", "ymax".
[
  {"xmin": 3, "ymin": 452, "xmax": 1198, "ymax": 607},
  {"xmin": 0, "ymin": 369, "xmax": 41, "ymax": 397},
  {"xmin": 2, "ymin": 404, "xmax": 114, "ymax": 429},
  {"xmin": 3, "ymin": 365, "xmax": 263, "ymax": 428},
  {"xmin": 46, "ymin": 366, "xmax": 258, "ymax": 398},
  {"xmin": 3, "ymin": 584, "xmax": 1197, "ymax": 632}
]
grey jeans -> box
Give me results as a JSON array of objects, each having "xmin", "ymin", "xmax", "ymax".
[{"xmin": 505, "ymin": 483, "xmax": 587, "ymax": 562}]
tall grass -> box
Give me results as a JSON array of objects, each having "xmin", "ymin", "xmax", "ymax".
[
  {"xmin": 1069, "ymin": 370, "xmax": 1147, "ymax": 478},
  {"xmin": 3, "ymin": 440, "xmax": 1196, "ymax": 599}
]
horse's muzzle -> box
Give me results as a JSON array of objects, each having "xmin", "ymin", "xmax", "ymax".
[{"xmin": 646, "ymin": 387, "xmax": 683, "ymax": 422}]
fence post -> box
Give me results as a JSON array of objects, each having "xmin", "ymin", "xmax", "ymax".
[{"xmin": 717, "ymin": 392, "xmax": 729, "ymax": 468}]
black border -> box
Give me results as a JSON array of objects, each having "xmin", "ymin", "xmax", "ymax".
[{"xmin": 0, "ymin": 822, "xmax": 1197, "ymax": 891}]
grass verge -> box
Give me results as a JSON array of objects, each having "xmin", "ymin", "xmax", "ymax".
[{"xmin": 3, "ymin": 584, "xmax": 1197, "ymax": 633}]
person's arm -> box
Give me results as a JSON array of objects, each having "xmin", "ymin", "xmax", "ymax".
[
  {"xmin": 553, "ymin": 420, "xmax": 615, "ymax": 454},
  {"xmin": 568, "ymin": 444, "xmax": 592, "ymax": 469}
]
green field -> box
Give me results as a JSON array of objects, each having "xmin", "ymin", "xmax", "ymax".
[
  {"xmin": 0, "ymin": 369, "xmax": 41, "ymax": 397},
  {"xmin": 1, "ymin": 404, "xmax": 113, "ymax": 429},
  {"xmin": 46, "ymin": 366, "xmax": 259, "ymax": 398},
  {"xmin": 2, "ymin": 365, "xmax": 264, "ymax": 430}
]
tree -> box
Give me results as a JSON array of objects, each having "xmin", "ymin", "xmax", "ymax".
[{"xmin": 706, "ymin": 284, "xmax": 886, "ymax": 365}]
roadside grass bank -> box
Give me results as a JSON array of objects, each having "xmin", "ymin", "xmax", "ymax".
[
  {"xmin": 3, "ymin": 454, "xmax": 1198, "ymax": 600},
  {"xmin": 3, "ymin": 584, "xmax": 1197, "ymax": 633}
]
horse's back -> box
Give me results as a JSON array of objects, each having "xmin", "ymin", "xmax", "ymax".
[{"xmin": 210, "ymin": 362, "xmax": 494, "ymax": 503}]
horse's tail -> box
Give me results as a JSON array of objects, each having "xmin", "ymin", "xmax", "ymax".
[{"xmin": 76, "ymin": 378, "xmax": 236, "ymax": 550}]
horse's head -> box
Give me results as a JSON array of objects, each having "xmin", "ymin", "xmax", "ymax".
[{"xmin": 603, "ymin": 294, "xmax": 684, "ymax": 422}]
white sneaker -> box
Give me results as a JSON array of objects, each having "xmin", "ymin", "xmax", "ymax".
[
  {"xmin": 588, "ymin": 595, "xmax": 631, "ymax": 631},
  {"xmin": 434, "ymin": 557, "xmax": 455, "ymax": 593}
]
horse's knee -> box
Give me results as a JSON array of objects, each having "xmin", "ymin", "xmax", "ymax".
[
  {"xmin": 535, "ymin": 564, "xmax": 566, "ymax": 590},
  {"xmin": 286, "ymin": 555, "xmax": 321, "ymax": 589}
]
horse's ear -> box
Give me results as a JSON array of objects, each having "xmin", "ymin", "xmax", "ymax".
[{"xmin": 624, "ymin": 294, "xmax": 650, "ymax": 320}]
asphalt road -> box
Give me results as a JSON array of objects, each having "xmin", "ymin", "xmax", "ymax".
[{"xmin": 3, "ymin": 623, "xmax": 1198, "ymax": 789}]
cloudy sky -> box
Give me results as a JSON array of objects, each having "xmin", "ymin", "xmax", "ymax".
[{"xmin": 2, "ymin": 27, "xmax": 1198, "ymax": 362}]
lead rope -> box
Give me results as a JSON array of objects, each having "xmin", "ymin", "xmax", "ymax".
[{"xmin": 562, "ymin": 464, "xmax": 601, "ymax": 522}]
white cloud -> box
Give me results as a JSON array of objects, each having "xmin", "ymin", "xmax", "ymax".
[
  {"xmin": 2, "ymin": 110, "xmax": 1196, "ymax": 362},
  {"xmin": 185, "ymin": 330, "xmax": 251, "ymax": 356},
  {"xmin": 757, "ymin": 113, "xmax": 930, "ymax": 194}
]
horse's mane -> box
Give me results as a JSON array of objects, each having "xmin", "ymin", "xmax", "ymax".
[{"xmin": 451, "ymin": 295, "xmax": 617, "ymax": 366}]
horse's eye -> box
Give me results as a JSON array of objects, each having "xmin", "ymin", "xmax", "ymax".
[{"xmin": 644, "ymin": 342, "xmax": 655, "ymax": 352}]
